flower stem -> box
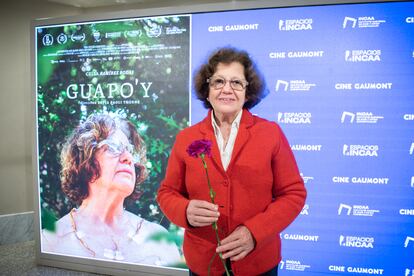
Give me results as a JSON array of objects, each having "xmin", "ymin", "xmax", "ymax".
[{"xmin": 200, "ymin": 154, "xmax": 231, "ymax": 276}]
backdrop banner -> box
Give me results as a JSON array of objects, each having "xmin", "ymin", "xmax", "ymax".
[{"xmin": 35, "ymin": 1, "xmax": 414, "ymax": 275}]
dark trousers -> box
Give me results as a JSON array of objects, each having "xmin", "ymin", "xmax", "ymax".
[{"xmin": 189, "ymin": 263, "xmax": 278, "ymax": 276}]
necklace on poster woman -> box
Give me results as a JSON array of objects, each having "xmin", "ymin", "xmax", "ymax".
[{"xmin": 69, "ymin": 208, "xmax": 143, "ymax": 260}]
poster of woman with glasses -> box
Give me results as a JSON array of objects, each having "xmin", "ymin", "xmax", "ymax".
[
  {"xmin": 36, "ymin": 15, "xmax": 190, "ymax": 267},
  {"xmin": 41, "ymin": 114, "xmax": 181, "ymax": 265}
]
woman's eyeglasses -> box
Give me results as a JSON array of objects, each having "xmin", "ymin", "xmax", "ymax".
[
  {"xmin": 207, "ymin": 76, "xmax": 248, "ymax": 91},
  {"xmin": 97, "ymin": 139, "xmax": 140, "ymax": 163}
]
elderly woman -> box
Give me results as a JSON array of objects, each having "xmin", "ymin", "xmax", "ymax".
[
  {"xmin": 157, "ymin": 47, "xmax": 307, "ymax": 275},
  {"xmin": 42, "ymin": 114, "xmax": 180, "ymax": 266}
]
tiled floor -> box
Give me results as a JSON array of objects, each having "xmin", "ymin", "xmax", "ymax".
[{"xmin": 0, "ymin": 241, "xmax": 101, "ymax": 276}]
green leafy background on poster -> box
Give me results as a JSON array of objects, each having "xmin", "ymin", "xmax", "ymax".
[{"xmin": 36, "ymin": 16, "xmax": 190, "ymax": 253}]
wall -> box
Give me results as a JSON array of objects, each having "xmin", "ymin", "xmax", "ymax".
[{"xmin": 0, "ymin": 0, "xmax": 81, "ymax": 215}]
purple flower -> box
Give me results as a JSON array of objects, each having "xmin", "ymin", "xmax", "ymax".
[
  {"xmin": 186, "ymin": 139, "xmax": 212, "ymax": 158},
  {"xmin": 185, "ymin": 139, "xmax": 230, "ymax": 275}
]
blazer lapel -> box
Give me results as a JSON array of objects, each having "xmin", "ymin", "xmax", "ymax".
[{"xmin": 226, "ymin": 110, "xmax": 254, "ymax": 174}]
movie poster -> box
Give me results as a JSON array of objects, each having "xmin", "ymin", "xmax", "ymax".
[{"xmin": 36, "ymin": 15, "xmax": 190, "ymax": 268}]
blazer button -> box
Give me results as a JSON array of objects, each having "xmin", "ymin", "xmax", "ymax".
[{"xmin": 223, "ymin": 180, "xmax": 228, "ymax": 186}]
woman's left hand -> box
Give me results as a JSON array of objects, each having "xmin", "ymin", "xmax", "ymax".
[{"xmin": 216, "ymin": 225, "xmax": 255, "ymax": 261}]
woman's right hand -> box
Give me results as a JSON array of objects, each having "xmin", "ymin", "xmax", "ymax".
[{"xmin": 186, "ymin": 200, "xmax": 220, "ymax": 227}]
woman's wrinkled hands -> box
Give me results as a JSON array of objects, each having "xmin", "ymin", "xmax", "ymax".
[
  {"xmin": 216, "ymin": 225, "xmax": 255, "ymax": 261},
  {"xmin": 186, "ymin": 199, "xmax": 220, "ymax": 227}
]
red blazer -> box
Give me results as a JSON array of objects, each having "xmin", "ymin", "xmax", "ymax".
[{"xmin": 157, "ymin": 109, "xmax": 306, "ymax": 276}]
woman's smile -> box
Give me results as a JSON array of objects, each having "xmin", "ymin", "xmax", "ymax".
[{"xmin": 217, "ymin": 97, "xmax": 235, "ymax": 102}]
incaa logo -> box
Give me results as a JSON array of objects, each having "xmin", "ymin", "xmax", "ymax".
[
  {"xmin": 343, "ymin": 16, "xmax": 386, "ymax": 28},
  {"xmin": 407, "ymin": 17, "xmax": 414, "ymax": 24},
  {"xmin": 279, "ymin": 18, "xmax": 313, "ymax": 31},
  {"xmin": 338, "ymin": 203, "xmax": 380, "ymax": 217},
  {"xmin": 275, "ymin": 80, "xmax": 316, "ymax": 92},
  {"xmin": 279, "ymin": 259, "xmax": 311, "ymax": 271},
  {"xmin": 341, "ymin": 111, "xmax": 383, "ymax": 124},
  {"xmin": 345, "ymin": 49, "xmax": 381, "ymax": 62},
  {"xmin": 278, "ymin": 112, "xmax": 312, "ymax": 124},
  {"xmin": 343, "ymin": 144, "xmax": 379, "ymax": 157},
  {"xmin": 339, "ymin": 235, "xmax": 374, "ymax": 248}
]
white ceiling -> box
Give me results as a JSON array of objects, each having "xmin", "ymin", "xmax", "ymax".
[
  {"xmin": 46, "ymin": 0, "xmax": 152, "ymax": 8},
  {"xmin": 46, "ymin": 0, "xmax": 226, "ymax": 8},
  {"xmin": 45, "ymin": 0, "xmax": 403, "ymax": 10}
]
